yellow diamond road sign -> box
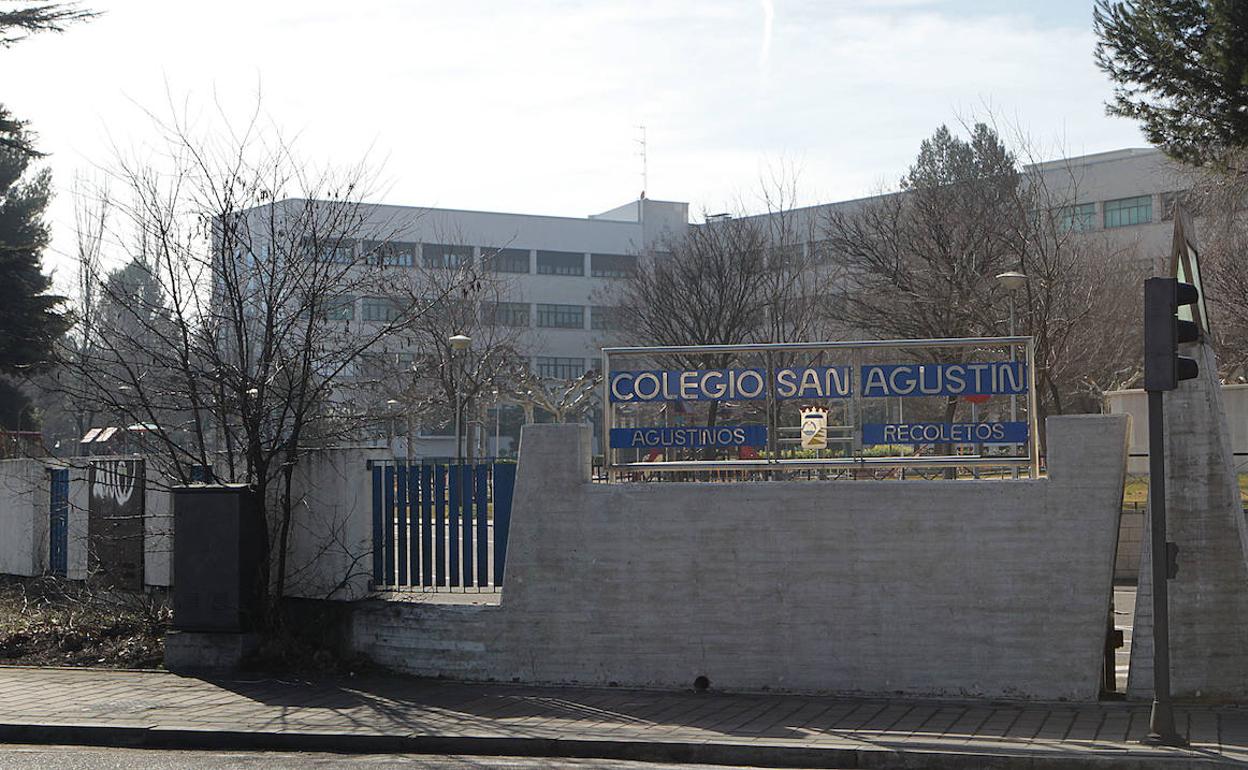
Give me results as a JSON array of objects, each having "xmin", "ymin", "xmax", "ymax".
[{"xmin": 800, "ymin": 407, "xmax": 828, "ymax": 450}]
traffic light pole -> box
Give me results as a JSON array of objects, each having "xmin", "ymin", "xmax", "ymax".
[{"xmin": 1145, "ymin": 388, "xmax": 1185, "ymax": 746}]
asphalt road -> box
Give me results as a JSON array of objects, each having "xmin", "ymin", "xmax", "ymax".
[{"xmin": 0, "ymin": 746, "xmax": 796, "ymax": 770}]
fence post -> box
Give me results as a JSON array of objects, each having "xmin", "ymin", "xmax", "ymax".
[
  {"xmin": 370, "ymin": 463, "xmax": 383, "ymax": 585},
  {"xmin": 492, "ymin": 462, "xmax": 516, "ymax": 585}
]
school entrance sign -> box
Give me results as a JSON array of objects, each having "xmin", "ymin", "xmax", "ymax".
[{"xmin": 601, "ymin": 336, "xmax": 1039, "ymax": 479}]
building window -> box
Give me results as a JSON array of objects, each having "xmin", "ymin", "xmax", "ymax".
[
  {"xmin": 422, "ymin": 244, "xmax": 473, "ymax": 270},
  {"xmin": 1057, "ymin": 203, "xmax": 1096, "ymax": 232},
  {"xmin": 361, "ymin": 297, "xmax": 403, "ymax": 323},
  {"xmin": 536, "ymin": 303, "xmax": 584, "ymax": 329},
  {"xmin": 590, "ymin": 253, "xmax": 636, "ymax": 278},
  {"xmin": 303, "ymin": 238, "xmax": 354, "ymax": 264},
  {"xmin": 323, "ymin": 295, "xmax": 355, "ymax": 321},
  {"xmin": 363, "ymin": 240, "xmax": 417, "ymax": 267},
  {"xmin": 536, "ymin": 250, "xmax": 584, "ymax": 276},
  {"xmin": 536, "ymin": 356, "xmax": 586, "ymax": 380},
  {"xmin": 1103, "ymin": 195, "xmax": 1153, "ymax": 228},
  {"xmin": 766, "ymin": 243, "xmax": 805, "ymax": 269},
  {"xmin": 807, "ymin": 240, "xmax": 834, "ymax": 263},
  {"xmin": 484, "ymin": 301, "xmax": 530, "ymax": 327},
  {"xmin": 482, "ymin": 247, "xmax": 530, "ymax": 273},
  {"xmin": 591, "ymin": 305, "xmax": 621, "ymax": 331}
]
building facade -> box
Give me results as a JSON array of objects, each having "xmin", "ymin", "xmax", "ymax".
[{"xmin": 237, "ymin": 147, "xmax": 1191, "ymax": 458}]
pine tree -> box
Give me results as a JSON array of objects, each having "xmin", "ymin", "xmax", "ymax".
[
  {"xmin": 1094, "ymin": 0, "xmax": 1248, "ymax": 167},
  {"xmin": 0, "ymin": 113, "xmax": 70, "ymax": 429}
]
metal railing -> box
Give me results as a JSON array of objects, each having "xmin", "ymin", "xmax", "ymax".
[{"xmin": 369, "ymin": 461, "xmax": 516, "ymax": 591}]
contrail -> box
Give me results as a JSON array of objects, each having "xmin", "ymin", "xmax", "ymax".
[{"xmin": 759, "ymin": 0, "xmax": 774, "ymax": 70}]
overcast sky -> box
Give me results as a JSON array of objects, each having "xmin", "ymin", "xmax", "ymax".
[{"xmin": 3, "ymin": 0, "xmax": 1144, "ymax": 283}]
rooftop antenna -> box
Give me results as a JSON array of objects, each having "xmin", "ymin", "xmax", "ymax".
[{"xmin": 636, "ymin": 125, "xmax": 647, "ymax": 200}]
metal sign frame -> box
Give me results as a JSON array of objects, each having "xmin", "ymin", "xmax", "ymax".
[{"xmin": 601, "ymin": 336, "xmax": 1040, "ymax": 480}]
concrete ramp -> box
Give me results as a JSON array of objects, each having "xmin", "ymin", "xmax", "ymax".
[{"xmin": 354, "ymin": 415, "xmax": 1127, "ymax": 701}]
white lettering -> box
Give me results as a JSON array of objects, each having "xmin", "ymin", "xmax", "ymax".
[
  {"xmin": 634, "ymin": 372, "xmax": 661, "ymax": 401},
  {"xmin": 863, "ymin": 366, "xmax": 888, "ymax": 396},
  {"xmin": 679, "ymin": 371, "xmax": 699, "ymax": 400},
  {"xmin": 827, "ymin": 367, "xmax": 850, "ymax": 397},
  {"xmin": 775, "ymin": 368, "xmax": 797, "ymax": 398},
  {"xmin": 945, "ymin": 366, "xmax": 966, "ymax": 394},
  {"xmin": 799, "ymin": 367, "xmax": 821, "ymax": 397},
  {"xmin": 889, "ymin": 366, "xmax": 917, "ymax": 396},
  {"xmin": 1001, "ymin": 362, "xmax": 1023, "ymax": 393},
  {"xmin": 967, "ymin": 364, "xmax": 990, "ymax": 393},
  {"xmin": 738, "ymin": 370, "xmax": 765, "ymax": 398},
  {"xmin": 610, "ymin": 373, "xmax": 634, "ymax": 402},
  {"xmin": 701, "ymin": 370, "xmax": 726, "ymax": 399}
]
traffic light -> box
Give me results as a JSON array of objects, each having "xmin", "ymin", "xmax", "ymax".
[{"xmin": 1144, "ymin": 277, "xmax": 1201, "ymax": 392}]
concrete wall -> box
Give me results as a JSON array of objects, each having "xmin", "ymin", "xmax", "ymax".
[
  {"xmin": 282, "ymin": 446, "xmax": 389, "ymax": 601},
  {"xmin": 0, "ymin": 448, "xmax": 384, "ymax": 600},
  {"xmin": 64, "ymin": 463, "xmax": 89, "ymax": 581},
  {"xmin": 0, "ymin": 459, "xmax": 48, "ymax": 576},
  {"xmin": 1116, "ymin": 508, "xmax": 1145, "ymax": 582},
  {"xmin": 1109, "ymin": 383, "xmax": 1248, "ymax": 475},
  {"xmin": 143, "ymin": 464, "xmax": 174, "ymax": 587},
  {"xmin": 353, "ymin": 416, "xmax": 1128, "ymax": 701}
]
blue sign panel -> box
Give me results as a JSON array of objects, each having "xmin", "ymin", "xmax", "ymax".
[
  {"xmin": 860, "ymin": 362, "xmax": 1026, "ymax": 398},
  {"xmin": 861, "ymin": 422, "xmax": 1029, "ymax": 445},
  {"xmin": 609, "ymin": 425, "xmax": 769, "ymax": 449},
  {"xmin": 609, "ymin": 369, "xmax": 769, "ymax": 402},
  {"xmin": 774, "ymin": 366, "xmax": 851, "ymax": 399}
]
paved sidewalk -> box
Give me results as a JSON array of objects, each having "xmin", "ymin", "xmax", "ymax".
[{"xmin": 0, "ymin": 666, "xmax": 1245, "ymax": 768}]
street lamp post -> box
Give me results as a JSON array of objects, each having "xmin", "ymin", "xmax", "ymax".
[
  {"xmin": 492, "ymin": 388, "xmax": 501, "ymax": 459},
  {"xmin": 449, "ymin": 334, "xmax": 472, "ymax": 466},
  {"xmin": 996, "ymin": 271, "xmax": 1028, "ymax": 478},
  {"xmin": 386, "ymin": 399, "xmax": 399, "ymax": 458}
]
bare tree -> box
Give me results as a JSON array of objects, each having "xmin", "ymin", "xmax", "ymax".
[
  {"xmin": 370, "ymin": 239, "xmax": 527, "ymax": 460},
  {"xmin": 1184, "ymin": 150, "xmax": 1248, "ymax": 378},
  {"xmin": 822, "ymin": 122, "xmax": 1146, "ymax": 447},
  {"xmin": 52, "ymin": 101, "xmax": 474, "ymax": 613},
  {"xmin": 1007, "ymin": 146, "xmax": 1148, "ymax": 421},
  {"xmin": 507, "ymin": 367, "xmax": 599, "ymax": 424},
  {"xmin": 605, "ymin": 174, "xmax": 836, "ymax": 456}
]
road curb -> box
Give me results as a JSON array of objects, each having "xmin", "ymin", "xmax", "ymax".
[{"xmin": 0, "ymin": 722, "xmax": 1229, "ymax": 769}]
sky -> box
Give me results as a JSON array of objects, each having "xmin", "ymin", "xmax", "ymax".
[{"xmin": 2, "ymin": 0, "xmax": 1145, "ymax": 287}]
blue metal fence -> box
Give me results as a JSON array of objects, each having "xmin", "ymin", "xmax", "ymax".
[
  {"xmin": 48, "ymin": 468, "xmax": 69, "ymax": 577},
  {"xmin": 371, "ymin": 462, "xmax": 516, "ymax": 590}
]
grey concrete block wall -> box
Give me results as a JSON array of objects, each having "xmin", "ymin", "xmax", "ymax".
[
  {"xmin": 353, "ymin": 415, "xmax": 1129, "ymax": 701},
  {"xmin": 1129, "ymin": 342, "xmax": 1248, "ymax": 700},
  {"xmin": 281, "ymin": 447, "xmax": 390, "ymax": 601},
  {"xmin": 0, "ymin": 459, "xmax": 48, "ymax": 576}
]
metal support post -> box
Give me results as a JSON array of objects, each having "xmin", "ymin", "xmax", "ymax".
[
  {"xmin": 1009, "ymin": 297, "xmax": 1019, "ymax": 478},
  {"xmin": 1145, "ymin": 388, "xmax": 1186, "ymax": 746}
]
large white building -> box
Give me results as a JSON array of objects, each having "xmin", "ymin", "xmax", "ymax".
[{"xmin": 251, "ymin": 147, "xmax": 1191, "ymax": 457}]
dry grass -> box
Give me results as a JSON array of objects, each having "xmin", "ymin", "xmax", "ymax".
[{"xmin": 0, "ymin": 575, "xmax": 169, "ymax": 669}]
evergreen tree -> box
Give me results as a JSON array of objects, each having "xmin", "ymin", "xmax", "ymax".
[
  {"xmin": 1094, "ymin": 0, "xmax": 1248, "ymax": 167},
  {"xmin": 0, "ymin": 114, "xmax": 70, "ymax": 429}
]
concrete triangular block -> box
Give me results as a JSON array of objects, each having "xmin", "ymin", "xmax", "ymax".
[{"xmin": 1128, "ymin": 341, "xmax": 1248, "ymax": 700}]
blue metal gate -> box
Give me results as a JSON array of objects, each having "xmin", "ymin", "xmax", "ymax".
[
  {"xmin": 48, "ymin": 468, "xmax": 69, "ymax": 577},
  {"xmin": 371, "ymin": 462, "xmax": 516, "ymax": 590}
]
